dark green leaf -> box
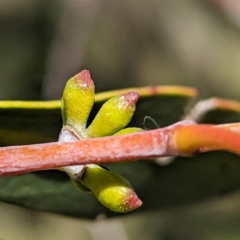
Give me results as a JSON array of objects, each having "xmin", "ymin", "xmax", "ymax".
[{"xmin": 1, "ymin": 88, "xmax": 240, "ymax": 218}]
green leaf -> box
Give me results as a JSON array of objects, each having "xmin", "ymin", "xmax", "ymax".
[
  {"xmin": 0, "ymin": 101, "xmax": 61, "ymax": 146},
  {"xmin": 1, "ymin": 87, "xmax": 240, "ymax": 218}
]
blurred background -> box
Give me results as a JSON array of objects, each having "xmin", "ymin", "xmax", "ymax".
[{"xmin": 1, "ymin": 0, "xmax": 240, "ymax": 239}]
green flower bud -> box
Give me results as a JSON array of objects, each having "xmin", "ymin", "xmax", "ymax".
[
  {"xmin": 60, "ymin": 72, "xmax": 142, "ymax": 212},
  {"xmin": 85, "ymin": 92, "xmax": 139, "ymax": 138},
  {"xmin": 81, "ymin": 165, "xmax": 142, "ymax": 213},
  {"xmin": 61, "ymin": 70, "xmax": 95, "ymax": 135}
]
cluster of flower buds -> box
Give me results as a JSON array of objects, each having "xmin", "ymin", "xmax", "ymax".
[{"xmin": 59, "ymin": 70, "xmax": 142, "ymax": 212}]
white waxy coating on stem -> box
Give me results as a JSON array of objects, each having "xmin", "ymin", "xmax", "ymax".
[{"xmin": 58, "ymin": 127, "xmax": 86, "ymax": 179}]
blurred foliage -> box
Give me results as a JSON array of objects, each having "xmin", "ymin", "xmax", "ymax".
[
  {"xmin": 0, "ymin": 0, "xmax": 60, "ymax": 99},
  {"xmin": 1, "ymin": 0, "xmax": 240, "ymax": 100}
]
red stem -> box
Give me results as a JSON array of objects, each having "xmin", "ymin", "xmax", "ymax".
[
  {"xmin": 1, "ymin": 121, "xmax": 240, "ymax": 176},
  {"xmin": 174, "ymin": 124, "xmax": 240, "ymax": 155},
  {"xmin": 0, "ymin": 127, "xmax": 173, "ymax": 176}
]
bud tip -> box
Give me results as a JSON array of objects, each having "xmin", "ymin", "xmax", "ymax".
[
  {"xmin": 124, "ymin": 91, "xmax": 139, "ymax": 105},
  {"xmin": 75, "ymin": 70, "xmax": 94, "ymax": 89}
]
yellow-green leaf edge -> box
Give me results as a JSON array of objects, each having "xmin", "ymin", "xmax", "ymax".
[{"xmin": 0, "ymin": 86, "xmax": 197, "ymax": 146}]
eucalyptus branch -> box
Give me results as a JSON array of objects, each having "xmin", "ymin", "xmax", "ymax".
[{"xmin": 1, "ymin": 120, "xmax": 240, "ymax": 176}]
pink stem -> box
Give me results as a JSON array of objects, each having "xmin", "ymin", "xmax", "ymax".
[
  {"xmin": 1, "ymin": 120, "xmax": 240, "ymax": 176},
  {"xmin": 0, "ymin": 125, "xmax": 177, "ymax": 176}
]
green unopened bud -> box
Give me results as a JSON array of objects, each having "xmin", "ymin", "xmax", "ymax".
[
  {"xmin": 114, "ymin": 127, "xmax": 143, "ymax": 135},
  {"xmin": 80, "ymin": 165, "xmax": 142, "ymax": 213},
  {"xmin": 60, "ymin": 74, "xmax": 141, "ymax": 212},
  {"xmin": 85, "ymin": 92, "xmax": 139, "ymax": 138},
  {"xmin": 61, "ymin": 70, "xmax": 95, "ymax": 135}
]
